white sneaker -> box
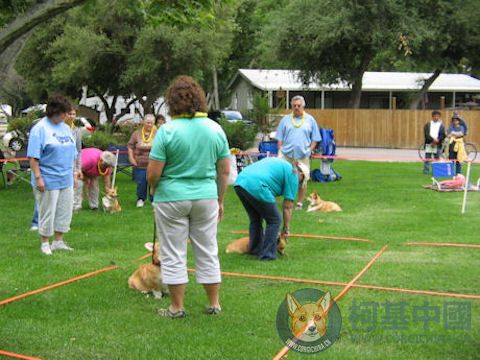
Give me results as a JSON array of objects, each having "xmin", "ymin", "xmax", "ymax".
[
  {"xmin": 41, "ymin": 243, "xmax": 52, "ymax": 256},
  {"xmin": 136, "ymin": 199, "xmax": 145, "ymax": 208},
  {"xmin": 51, "ymin": 241, "xmax": 74, "ymax": 251},
  {"xmin": 30, "ymin": 225, "xmax": 39, "ymax": 231}
]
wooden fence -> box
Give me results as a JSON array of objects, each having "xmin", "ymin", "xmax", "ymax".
[{"xmin": 295, "ymin": 109, "xmax": 480, "ymax": 149}]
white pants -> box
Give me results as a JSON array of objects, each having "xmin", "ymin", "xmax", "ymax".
[
  {"xmin": 154, "ymin": 199, "xmax": 221, "ymax": 285},
  {"xmin": 83, "ymin": 177, "xmax": 99, "ymax": 209},
  {"xmin": 34, "ymin": 187, "xmax": 73, "ymax": 237},
  {"xmin": 73, "ymin": 179, "xmax": 83, "ymax": 211}
]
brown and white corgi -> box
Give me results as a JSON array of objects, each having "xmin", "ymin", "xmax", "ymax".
[
  {"xmin": 226, "ymin": 234, "xmax": 288, "ymax": 256},
  {"xmin": 102, "ymin": 187, "xmax": 122, "ymax": 213},
  {"xmin": 286, "ymin": 292, "xmax": 331, "ymax": 342},
  {"xmin": 307, "ymin": 192, "xmax": 342, "ymax": 213},
  {"xmin": 128, "ymin": 242, "xmax": 167, "ymax": 299}
]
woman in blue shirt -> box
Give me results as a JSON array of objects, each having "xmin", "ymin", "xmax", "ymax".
[
  {"xmin": 234, "ymin": 157, "xmax": 309, "ymax": 260},
  {"xmin": 27, "ymin": 96, "xmax": 78, "ymax": 256}
]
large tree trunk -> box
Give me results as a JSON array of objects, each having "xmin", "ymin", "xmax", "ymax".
[
  {"xmin": 349, "ymin": 80, "xmax": 363, "ymax": 109},
  {"xmin": 348, "ymin": 51, "xmax": 372, "ymax": 109},
  {"xmin": 409, "ymin": 68, "xmax": 442, "ymax": 110},
  {"xmin": 0, "ymin": 0, "xmax": 88, "ymax": 56}
]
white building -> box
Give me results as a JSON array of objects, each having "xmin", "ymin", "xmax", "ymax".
[{"xmin": 228, "ymin": 69, "xmax": 480, "ymax": 112}]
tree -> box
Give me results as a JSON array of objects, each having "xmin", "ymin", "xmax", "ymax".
[
  {"xmin": 398, "ymin": 0, "xmax": 480, "ymax": 109},
  {"xmin": 261, "ymin": 0, "xmax": 405, "ymax": 108},
  {"xmin": 16, "ymin": 0, "xmax": 234, "ymax": 124}
]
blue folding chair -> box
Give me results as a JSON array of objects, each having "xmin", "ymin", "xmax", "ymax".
[
  {"xmin": 106, "ymin": 145, "xmax": 132, "ymax": 176},
  {"xmin": 258, "ymin": 140, "xmax": 278, "ymax": 160}
]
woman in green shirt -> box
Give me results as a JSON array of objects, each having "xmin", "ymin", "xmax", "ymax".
[{"xmin": 147, "ymin": 76, "xmax": 230, "ymax": 318}]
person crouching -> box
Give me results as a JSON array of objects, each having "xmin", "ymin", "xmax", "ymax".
[
  {"xmin": 77, "ymin": 148, "xmax": 116, "ymax": 210},
  {"xmin": 234, "ymin": 157, "xmax": 309, "ymax": 260}
]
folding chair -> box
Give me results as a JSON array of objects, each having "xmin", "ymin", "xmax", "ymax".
[
  {"xmin": 5, "ymin": 150, "xmax": 31, "ymax": 186},
  {"xmin": 431, "ymin": 161, "xmax": 457, "ymax": 190},
  {"xmin": 106, "ymin": 145, "xmax": 132, "ymax": 176},
  {"xmin": 258, "ymin": 140, "xmax": 278, "ymax": 160}
]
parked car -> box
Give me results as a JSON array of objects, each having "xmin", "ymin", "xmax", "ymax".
[
  {"xmin": 2, "ymin": 117, "xmax": 95, "ymax": 151},
  {"xmin": 209, "ymin": 109, "xmax": 254, "ymax": 125}
]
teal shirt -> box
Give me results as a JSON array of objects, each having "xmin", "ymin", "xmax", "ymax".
[
  {"xmin": 235, "ymin": 158, "xmax": 299, "ymax": 203},
  {"xmin": 149, "ymin": 116, "xmax": 230, "ymax": 202}
]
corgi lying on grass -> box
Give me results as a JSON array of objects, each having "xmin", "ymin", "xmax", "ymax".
[
  {"xmin": 226, "ymin": 234, "xmax": 288, "ymax": 256},
  {"xmin": 307, "ymin": 192, "xmax": 341, "ymax": 213}
]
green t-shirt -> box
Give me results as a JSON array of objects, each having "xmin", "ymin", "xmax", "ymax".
[{"xmin": 149, "ymin": 116, "xmax": 230, "ymax": 202}]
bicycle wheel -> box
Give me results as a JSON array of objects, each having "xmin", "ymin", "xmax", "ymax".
[
  {"xmin": 417, "ymin": 143, "xmax": 426, "ymax": 161},
  {"xmin": 464, "ymin": 142, "xmax": 478, "ymax": 161}
]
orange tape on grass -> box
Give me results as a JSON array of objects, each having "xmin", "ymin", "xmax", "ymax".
[
  {"xmin": 231, "ymin": 230, "xmax": 374, "ymax": 243},
  {"xmin": 0, "ymin": 349, "xmax": 43, "ymax": 360},
  {"xmin": 0, "ymin": 265, "xmax": 119, "ymax": 307},
  {"xmin": 272, "ymin": 245, "xmax": 388, "ymax": 360},
  {"xmin": 403, "ymin": 242, "xmax": 480, "ymax": 249}
]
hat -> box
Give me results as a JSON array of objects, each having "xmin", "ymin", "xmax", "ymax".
[
  {"xmin": 296, "ymin": 162, "xmax": 310, "ymax": 187},
  {"xmin": 101, "ymin": 151, "xmax": 116, "ymax": 167}
]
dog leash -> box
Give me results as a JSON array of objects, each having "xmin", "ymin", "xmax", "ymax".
[{"xmin": 152, "ymin": 220, "xmax": 156, "ymax": 265}]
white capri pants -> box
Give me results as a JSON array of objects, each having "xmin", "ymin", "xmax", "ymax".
[
  {"xmin": 34, "ymin": 187, "xmax": 74, "ymax": 237},
  {"xmin": 153, "ymin": 199, "xmax": 221, "ymax": 285}
]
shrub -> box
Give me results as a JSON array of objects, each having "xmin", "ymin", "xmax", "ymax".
[
  {"xmin": 219, "ymin": 119, "xmax": 257, "ymax": 150},
  {"xmin": 82, "ymin": 130, "xmax": 120, "ymax": 150},
  {"xmin": 7, "ymin": 113, "xmax": 40, "ymax": 134}
]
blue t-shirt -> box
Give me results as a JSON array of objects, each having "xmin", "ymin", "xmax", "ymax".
[
  {"xmin": 447, "ymin": 124, "xmax": 466, "ymax": 136},
  {"xmin": 276, "ymin": 112, "xmax": 322, "ymax": 159},
  {"xmin": 235, "ymin": 158, "xmax": 299, "ymax": 203},
  {"xmin": 27, "ymin": 117, "xmax": 77, "ymax": 190}
]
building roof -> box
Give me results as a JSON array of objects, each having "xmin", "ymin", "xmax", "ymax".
[{"xmin": 233, "ymin": 69, "xmax": 480, "ymax": 92}]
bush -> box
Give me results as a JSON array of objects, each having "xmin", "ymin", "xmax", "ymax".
[
  {"xmin": 82, "ymin": 130, "xmax": 121, "ymax": 150},
  {"xmin": 7, "ymin": 113, "xmax": 40, "ymax": 134},
  {"xmin": 219, "ymin": 119, "xmax": 257, "ymax": 150}
]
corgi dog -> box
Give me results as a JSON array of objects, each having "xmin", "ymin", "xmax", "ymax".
[
  {"xmin": 307, "ymin": 192, "xmax": 342, "ymax": 213},
  {"xmin": 102, "ymin": 187, "xmax": 122, "ymax": 213},
  {"xmin": 226, "ymin": 234, "xmax": 288, "ymax": 256},
  {"xmin": 286, "ymin": 292, "xmax": 331, "ymax": 342},
  {"xmin": 128, "ymin": 242, "xmax": 168, "ymax": 299}
]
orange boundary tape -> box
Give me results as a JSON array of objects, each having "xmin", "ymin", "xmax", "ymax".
[
  {"xmin": 0, "ymin": 349, "xmax": 43, "ymax": 360},
  {"xmin": 0, "ymin": 265, "xmax": 119, "ymax": 307},
  {"xmin": 272, "ymin": 245, "xmax": 388, "ymax": 360},
  {"xmin": 403, "ymin": 241, "xmax": 480, "ymax": 249},
  {"xmin": 231, "ymin": 230, "xmax": 374, "ymax": 243}
]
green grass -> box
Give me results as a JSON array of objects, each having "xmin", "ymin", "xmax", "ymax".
[{"xmin": 1, "ymin": 160, "xmax": 479, "ymax": 359}]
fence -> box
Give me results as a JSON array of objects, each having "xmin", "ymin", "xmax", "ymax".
[{"xmin": 284, "ymin": 109, "xmax": 480, "ymax": 149}]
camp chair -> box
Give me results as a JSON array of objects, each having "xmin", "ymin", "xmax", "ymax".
[
  {"xmin": 431, "ymin": 161, "xmax": 457, "ymax": 190},
  {"xmin": 258, "ymin": 140, "xmax": 278, "ymax": 160},
  {"xmin": 311, "ymin": 128, "xmax": 341, "ymax": 182},
  {"xmin": 5, "ymin": 150, "xmax": 31, "ymax": 186},
  {"xmin": 106, "ymin": 145, "xmax": 132, "ymax": 176}
]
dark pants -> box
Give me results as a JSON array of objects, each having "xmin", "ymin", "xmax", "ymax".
[
  {"xmin": 133, "ymin": 168, "xmax": 152, "ymax": 202},
  {"xmin": 448, "ymin": 143, "xmax": 462, "ymax": 174},
  {"xmin": 234, "ymin": 186, "xmax": 281, "ymax": 260}
]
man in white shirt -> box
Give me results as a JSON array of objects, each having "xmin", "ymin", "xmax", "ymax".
[{"xmin": 423, "ymin": 110, "xmax": 446, "ymax": 174}]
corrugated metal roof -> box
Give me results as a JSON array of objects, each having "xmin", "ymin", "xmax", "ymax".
[{"xmin": 236, "ymin": 69, "xmax": 480, "ymax": 92}]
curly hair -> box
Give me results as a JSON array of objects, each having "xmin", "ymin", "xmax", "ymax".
[
  {"xmin": 46, "ymin": 95, "xmax": 73, "ymax": 117},
  {"xmin": 165, "ymin": 76, "xmax": 208, "ymax": 117}
]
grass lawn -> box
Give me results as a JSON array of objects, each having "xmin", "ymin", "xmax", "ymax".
[{"xmin": 0, "ymin": 159, "xmax": 479, "ymax": 359}]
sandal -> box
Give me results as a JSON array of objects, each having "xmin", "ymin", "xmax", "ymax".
[
  {"xmin": 157, "ymin": 307, "xmax": 186, "ymax": 318},
  {"xmin": 206, "ymin": 306, "xmax": 222, "ymax": 315}
]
